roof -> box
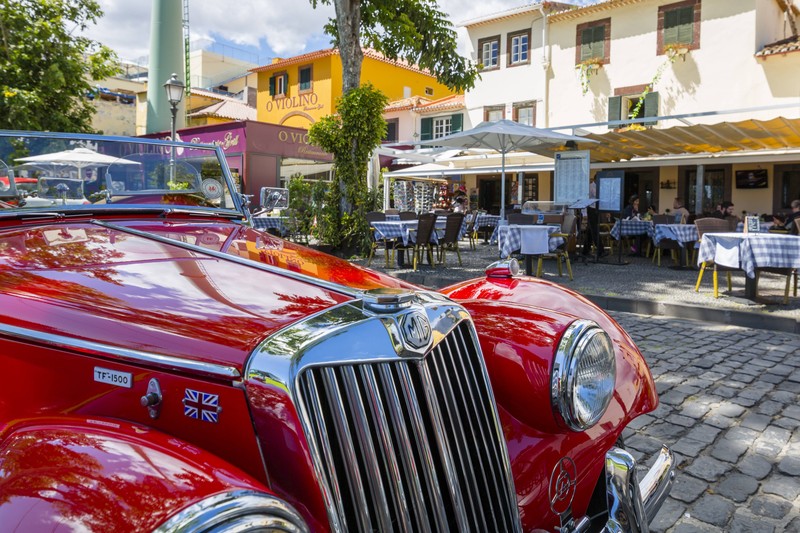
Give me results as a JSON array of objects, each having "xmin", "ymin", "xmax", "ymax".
[
  {"xmin": 553, "ymin": 116, "xmax": 800, "ymax": 163},
  {"xmin": 548, "ymin": 0, "xmax": 646, "ymax": 22},
  {"xmin": 190, "ymin": 87, "xmax": 244, "ymax": 102},
  {"xmin": 756, "ymin": 35, "xmax": 800, "ymax": 58},
  {"xmin": 385, "ymin": 96, "xmax": 431, "ymax": 112},
  {"xmin": 414, "ymin": 94, "xmax": 465, "ymax": 114},
  {"xmin": 250, "ymin": 48, "xmax": 438, "ymax": 78},
  {"xmin": 188, "ymin": 99, "xmax": 256, "ymax": 121}
]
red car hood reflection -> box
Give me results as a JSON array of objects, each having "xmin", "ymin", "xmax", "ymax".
[{"xmin": 0, "ymin": 219, "xmax": 411, "ymax": 374}]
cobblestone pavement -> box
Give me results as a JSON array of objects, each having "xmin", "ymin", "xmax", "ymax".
[{"xmin": 612, "ymin": 311, "xmax": 800, "ymax": 532}]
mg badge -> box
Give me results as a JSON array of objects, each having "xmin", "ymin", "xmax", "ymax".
[
  {"xmin": 548, "ymin": 456, "xmax": 578, "ymax": 515},
  {"xmin": 401, "ymin": 311, "xmax": 432, "ymax": 350}
]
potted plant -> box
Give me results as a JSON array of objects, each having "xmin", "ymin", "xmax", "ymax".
[{"xmin": 576, "ymin": 57, "xmax": 603, "ymax": 95}]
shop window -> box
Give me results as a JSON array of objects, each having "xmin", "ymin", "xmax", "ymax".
[
  {"xmin": 658, "ymin": 0, "xmax": 701, "ymax": 54},
  {"xmin": 684, "ymin": 167, "xmax": 727, "ymax": 214},
  {"xmin": 608, "ymin": 86, "xmax": 659, "ymax": 128},
  {"xmin": 298, "ymin": 65, "xmax": 312, "ymax": 92},
  {"xmin": 513, "ymin": 101, "xmax": 536, "ymax": 126},
  {"xmin": 420, "ymin": 113, "xmax": 463, "ymax": 141},
  {"xmin": 269, "ymin": 72, "xmax": 289, "ymax": 97},
  {"xmin": 507, "ymin": 30, "xmax": 530, "ymax": 66},
  {"xmin": 478, "ymin": 35, "xmax": 500, "ymax": 70},
  {"xmin": 484, "ymin": 105, "xmax": 505, "ymax": 122},
  {"xmin": 576, "ymin": 18, "xmax": 610, "ymax": 64}
]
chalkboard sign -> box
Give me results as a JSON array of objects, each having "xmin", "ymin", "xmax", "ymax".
[
  {"xmin": 744, "ymin": 216, "xmax": 760, "ymax": 234},
  {"xmin": 596, "ymin": 170, "xmax": 624, "ymax": 212}
]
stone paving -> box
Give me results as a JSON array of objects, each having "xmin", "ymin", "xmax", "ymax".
[{"xmin": 612, "ymin": 312, "xmax": 800, "ymax": 532}]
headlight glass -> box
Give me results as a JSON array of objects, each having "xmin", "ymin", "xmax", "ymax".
[{"xmin": 552, "ymin": 320, "xmax": 616, "ymax": 431}]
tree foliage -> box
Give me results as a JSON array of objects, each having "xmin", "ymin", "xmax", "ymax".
[
  {"xmin": 310, "ymin": 0, "xmax": 479, "ymax": 94},
  {"xmin": 0, "ymin": 0, "xmax": 120, "ymax": 132},
  {"xmin": 308, "ymin": 84, "xmax": 387, "ymax": 252}
]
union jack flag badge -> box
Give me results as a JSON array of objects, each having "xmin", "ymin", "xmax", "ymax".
[{"xmin": 183, "ymin": 388, "xmax": 221, "ymax": 423}]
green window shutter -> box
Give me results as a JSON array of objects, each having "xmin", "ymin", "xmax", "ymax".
[
  {"xmin": 643, "ymin": 91, "xmax": 659, "ymax": 126},
  {"xmin": 608, "ymin": 96, "xmax": 622, "ymax": 123},
  {"xmin": 420, "ymin": 117, "xmax": 433, "ymax": 141},
  {"xmin": 282, "ymin": 73, "xmax": 289, "ymax": 96},
  {"xmin": 580, "ymin": 28, "xmax": 594, "ymax": 61},
  {"xmin": 269, "ymin": 75, "xmax": 275, "ymax": 96},
  {"xmin": 592, "ymin": 25, "xmax": 605, "ymax": 58},
  {"xmin": 450, "ymin": 113, "xmax": 463, "ymax": 133},
  {"xmin": 665, "ymin": 6, "xmax": 693, "ymax": 45}
]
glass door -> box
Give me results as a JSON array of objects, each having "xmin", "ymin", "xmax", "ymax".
[{"xmin": 684, "ymin": 168, "xmax": 726, "ymax": 215}]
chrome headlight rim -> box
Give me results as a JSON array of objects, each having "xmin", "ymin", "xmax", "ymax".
[
  {"xmin": 154, "ymin": 490, "xmax": 309, "ymax": 533},
  {"xmin": 551, "ymin": 319, "xmax": 616, "ymax": 431}
]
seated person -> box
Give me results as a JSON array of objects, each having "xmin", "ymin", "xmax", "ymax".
[
  {"xmin": 710, "ymin": 200, "xmax": 734, "ymax": 219},
  {"xmin": 772, "ymin": 199, "xmax": 800, "ymax": 235},
  {"xmin": 672, "ymin": 197, "xmax": 690, "ymax": 223},
  {"xmin": 622, "ymin": 194, "xmax": 640, "ymax": 220}
]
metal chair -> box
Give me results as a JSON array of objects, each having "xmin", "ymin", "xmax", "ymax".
[
  {"xmin": 408, "ymin": 213, "xmax": 438, "ymax": 271},
  {"xmin": 398, "ymin": 211, "xmax": 417, "ymax": 221},
  {"xmin": 365, "ymin": 211, "xmax": 390, "ymax": 267},
  {"xmin": 651, "ymin": 214, "xmax": 682, "ymax": 267},
  {"xmin": 438, "ymin": 212, "xmax": 465, "ymax": 266},
  {"xmin": 694, "ymin": 217, "xmax": 737, "ymax": 297},
  {"xmin": 536, "ymin": 213, "xmax": 576, "ymax": 280}
]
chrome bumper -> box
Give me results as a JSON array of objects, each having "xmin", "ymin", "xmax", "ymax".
[{"xmin": 602, "ymin": 444, "xmax": 675, "ymax": 533}]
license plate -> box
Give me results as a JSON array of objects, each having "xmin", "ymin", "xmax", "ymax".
[{"xmin": 94, "ymin": 367, "xmax": 133, "ymax": 388}]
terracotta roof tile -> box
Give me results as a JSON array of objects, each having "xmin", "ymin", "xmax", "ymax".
[
  {"xmin": 385, "ymin": 96, "xmax": 430, "ymax": 112},
  {"xmin": 756, "ymin": 35, "xmax": 800, "ymax": 57},
  {"xmin": 250, "ymin": 47, "xmax": 438, "ymax": 78},
  {"xmin": 414, "ymin": 94, "xmax": 465, "ymax": 114},
  {"xmin": 188, "ymin": 99, "xmax": 256, "ymax": 121}
]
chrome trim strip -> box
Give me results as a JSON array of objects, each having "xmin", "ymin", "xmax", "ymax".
[
  {"xmin": 603, "ymin": 445, "xmax": 675, "ymax": 533},
  {"xmin": 91, "ymin": 220, "xmax": 361, "ymax": 299},
  {"xmin": 153, "ymin": 489, "xmax": 308, "ymax": 533},
  {"xmin": 0, "ymin": 323, "xmax": 240, "ymax": 380}
]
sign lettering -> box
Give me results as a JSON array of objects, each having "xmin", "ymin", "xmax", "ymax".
[{"xmin": 265, "ymin": 92, "xmax": 321, "ymax": 113}]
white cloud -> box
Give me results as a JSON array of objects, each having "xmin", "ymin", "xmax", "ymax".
[{"xmin": 84, "ymin": 0, "xmax": 587, "ymax": 64}]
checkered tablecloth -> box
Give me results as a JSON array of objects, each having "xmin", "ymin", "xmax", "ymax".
[
  {"xmin": 473, "ymin": 214, "xmax": 500, "ymax": 229},
  {"xmin": 252, "ymin": 216, "xmax": 289, "ymax": 236},
  {"xmin": 372, "ymin": 219, "xmax": 466, "ymax": 246},
  {"xmin": 495, "ymin": 225, "xmax": 564, "ymax": 258},
  {"xmin": 653, "ymin": 224, "xmax": 698, "ymax": 247},
  {"xmin": 610, "ymin": 219, "xmax": 655, "ymax": 240},
  {"xmin": 386, "ymin": 214, "xmax": 401, "ymax": 221},
  {"xmin": 697, "ymin": 232, "xmax": 800, "ymax": 278}
]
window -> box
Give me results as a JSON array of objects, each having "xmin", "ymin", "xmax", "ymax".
[
  {"xmin": 484, "ymin": 105, "xmax": 505, "ymax": 122},
  {"xmin": 523, "ymin": 173, "xmax": 538, "ymax": 201},
  {"xmin": 420, "ymin": 114, "xmax": 463, "ymax": 141},
  {"xmin": 384, "ymin": 119, "xmax": 399, "ymax": 143},
  {"xmin": 513, "ymin": 101, "xmax": 536, "ymax": 126},
  {"xmin": 507, "ymin": 30, "xmax": 530, "ymax": 66},
  {"xmin": 658, "ymin": 0, "xmax": 700, "ymax": 53},
  {"xmin": 269, "ymin": 72, "xmax": 289, "ymax": 97},
  {"xmin": 425, "ymin": 87, "xmax": 434, "ymax": 96},
  {"xmin": 478, "ymin": 36, "xmax": 500, "ymax": 70},
  {"xmin": 575, "ymin": 18, "xmax": 610, "ymax": 64},
  {"xmin": 684, "ymin": 167, "xmax": 727, "ymax": 214},
  {"xmin": 608, "ymin": 85, "xmax": 658, "ymax": 128},
  {"xmin": 298, "ymin": 66, "xmax": 312, "ymax": 92}
]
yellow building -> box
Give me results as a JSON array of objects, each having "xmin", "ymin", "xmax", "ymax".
[{"xmin": 252, "ymin": 48, "xmax": 459, "ymax": 129}]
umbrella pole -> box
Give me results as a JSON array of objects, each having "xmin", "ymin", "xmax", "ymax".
[{"xmin": 500, "ymin": 151, "xmax": 506, "ymax": 222}]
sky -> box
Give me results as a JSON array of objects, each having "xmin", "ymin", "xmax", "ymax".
[{"xmin": 83, "ymin": 0, "xmax": 592, "ymax": 67}]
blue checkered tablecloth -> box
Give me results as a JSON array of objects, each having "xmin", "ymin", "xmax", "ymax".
[
  {"xmin": 610, "ymin": 219, "xmax": 655, "ymax": 240},
  {"xmin": 372, "ymin": 219, "xmax": 467, "ymax": 246},
  {"xmin": 653, "ymin": 224, "xmax": 698, "ymax": 247},
  {"xmin": 386, "ymin": 214, "xmax": 401, "ymax": 221},
  {"xmin": 472, "ymin": 214, "xmax": 500, "ymax": 229},
  {"xmin": 252, "ymin": 216, "xmax": 289, "ymax": 236},
  {"xmin": 495, "ymin": 225, "xmax": 564, "ymax": 258},
  {"xmin": 697, "ymin": 232, "xmax": 800, "ymax": 278}
]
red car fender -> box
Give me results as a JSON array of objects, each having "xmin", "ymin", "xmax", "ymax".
[
  {"xmin": 0, "ymin": 416, "xmax": 304, "ymax": 532},
  {"xmin": 440, "ymin": 277, "xmax": 659, "ymax": 530}
]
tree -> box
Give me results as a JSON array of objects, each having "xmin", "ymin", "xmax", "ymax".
[
  {"xmin": 0, "ymin": 0, "xmax": 120, "ymax": 132},
  {"xmin": 307, "ymin": 0, "xmax": 477, "ymax": 252},
  {"xmin": 310, "ymin": 0, "xmax": 479, "ymax": 94},
  {"xmin": 308, "ymin": 84, "xmax": 387, "ymax": 252}
]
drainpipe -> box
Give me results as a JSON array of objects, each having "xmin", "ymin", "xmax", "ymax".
[{"xmin": 534, "ymin": 3, "xmax": 550, "ymax": 127}]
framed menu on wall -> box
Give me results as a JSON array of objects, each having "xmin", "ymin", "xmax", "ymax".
[{"xmin": 554, "ymin": 150, "xmax": 590, "ymax": 205}]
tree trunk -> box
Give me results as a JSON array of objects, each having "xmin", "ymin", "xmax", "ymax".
[{"xmin": 333, "ymin": 0, "xmax": 363, "ymax": 94}]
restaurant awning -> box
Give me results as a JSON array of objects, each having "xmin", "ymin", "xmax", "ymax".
[{"xmin": 550, "ymin": 116, "xmax": 800, "ymax": 163}]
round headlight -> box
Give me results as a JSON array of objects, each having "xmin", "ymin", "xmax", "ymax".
[{"xmin": 551, "ymin": 319, "xmax": 616, "ymax": 431}]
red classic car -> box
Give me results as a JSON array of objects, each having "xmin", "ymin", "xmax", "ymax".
[{"xmin": 0, "ymin": 131, "xmax": 673, "ymax": 532}]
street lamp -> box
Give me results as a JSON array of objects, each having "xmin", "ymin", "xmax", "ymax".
[{"xmin": 163, "ymin": 73, "xmax": 185, "ymax": 183}]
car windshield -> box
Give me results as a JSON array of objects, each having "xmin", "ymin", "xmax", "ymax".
[{"xmin": 0, "ymin": 131, "xmax": 245, "ymax": 216}]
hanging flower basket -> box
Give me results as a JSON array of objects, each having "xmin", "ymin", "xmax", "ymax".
[{"xmin": 575, "ymin": 58, "xmax": 604, "ymax": 95}]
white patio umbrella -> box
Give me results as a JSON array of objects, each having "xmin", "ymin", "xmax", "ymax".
[
  {"xmin": 417, "ymin": 119, "xmax": 595, "ymax": 220},
  {"xmin": 16, "ymin": 147, "xmax": 138, "ymax": 177}
]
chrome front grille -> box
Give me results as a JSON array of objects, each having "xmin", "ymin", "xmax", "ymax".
[{"xmin": 297, "ymin": 321, "xmax": 520, "ymax": 533}]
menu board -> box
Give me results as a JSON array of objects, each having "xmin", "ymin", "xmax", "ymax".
[
  {"xmin": 554, "ymin": 150, "xmax": 590, "ymax": 204},
  {"xmin": 596, "ymin": 170, "xmax": 624, "ymax": 212}
]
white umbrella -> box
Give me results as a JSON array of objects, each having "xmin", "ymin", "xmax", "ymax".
[
  {"xmin": 417, "ymin": 119, "xmax": 595, "ymax": 220},
  {"xmin": 16, "ymin": 147, "xmax": 138, "ymax": 177}
]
